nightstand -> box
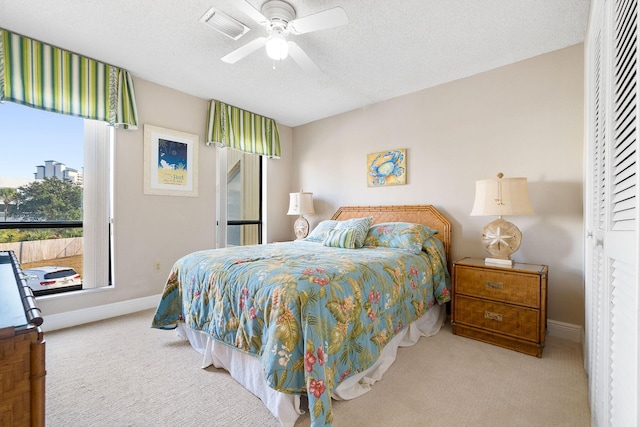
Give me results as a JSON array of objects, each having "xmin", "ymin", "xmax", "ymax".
[{"xmin": 451, "ymin": 257, "xmax": 548, "ymax": 357}]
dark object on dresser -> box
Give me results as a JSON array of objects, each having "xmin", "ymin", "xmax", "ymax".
[{"xmin": 0, "ymin": 250, "xmax": 45, "ymax": 426}]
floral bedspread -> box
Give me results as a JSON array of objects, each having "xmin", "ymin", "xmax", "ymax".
[{"xmin": 151, "ymin": 237, "xmax": 450, "ymax": 426}]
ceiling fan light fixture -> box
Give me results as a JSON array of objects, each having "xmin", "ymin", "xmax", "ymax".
[
  {"xmin": 222, "ymin": 0, "xmax": 349, "ymax": 73},
  {"xmin": 266, "ymin": 32, "xmax": 289, "ymax": 60}
]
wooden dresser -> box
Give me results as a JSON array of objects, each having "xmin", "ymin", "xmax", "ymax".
[
  {"xmin": 0, "ymin": 251, "xmax": 45, "ymax": 426},
  {"xmin": 451, "ymin": 257, "xmax": 548, "ymax": 357}
]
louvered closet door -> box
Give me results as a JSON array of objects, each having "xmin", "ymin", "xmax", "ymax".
[
  {"xmin": 607, "ymin": 1, "xmax": 639, "ymax": 425},
  {"xmin": 585, "ymin": 0, "xmax": 639, "ymax": 426},
  {"xmin": 585, "ymin": 2, "xmax": 608, "ymax": 424}
]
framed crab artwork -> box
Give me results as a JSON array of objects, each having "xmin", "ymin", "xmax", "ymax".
[{"xmin": 366, "ymin": 148, "xmax": 407, "ymax": 187}]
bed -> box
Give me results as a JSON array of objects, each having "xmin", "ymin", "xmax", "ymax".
[{"xmin": 152, "ymin": 205, "xmax": 452, "ymax": 426}]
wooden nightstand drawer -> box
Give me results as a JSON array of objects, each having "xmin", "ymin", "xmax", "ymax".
[
  {"xmin": 455, "ymin": 266, "xmax": 540, "ymax": 307},
  {"xmin": 453, "ymin": 295, "xmax": 540, "ymax": 341},
  {"xmin": 451, "ymin": 258, "xmax": 548, "ymax": 357}
]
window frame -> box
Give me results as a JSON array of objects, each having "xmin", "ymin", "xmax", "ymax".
[
  {"xmin": 216, "ymin": 147, "xmax": 263, "ymax": 248},
  {"xmin": 0, "ymin": 115, "xmax": 113, "ymax": 296}
]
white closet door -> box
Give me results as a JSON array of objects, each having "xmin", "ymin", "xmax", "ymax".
[
  {"xmin": 585, "ymin": 0, "xmax": 639, "ymax": 426},
  {"xmin": 585, "ymin": 2, "xmax": 610, "ymax": 424},
  {"xmin": 608, "ymin": 1, "xmax": 638, "ymax": 425}
]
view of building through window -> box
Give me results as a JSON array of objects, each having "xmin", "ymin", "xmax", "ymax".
[{"xmin": 0, "ymin": 102, "xmax": 85, "ymax": 295}]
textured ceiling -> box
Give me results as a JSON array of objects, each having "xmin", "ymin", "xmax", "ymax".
[{"xmin": 0, "ymin": 0, "xmax": 591, "ymax": 127}]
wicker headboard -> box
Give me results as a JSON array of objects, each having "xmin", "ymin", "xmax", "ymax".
[{"xmin": 331, "ymin": 205, "xmax": 452, "ymax": 264}]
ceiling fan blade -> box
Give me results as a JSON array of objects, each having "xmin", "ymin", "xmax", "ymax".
[
  {"xmin": 288, "ymin": 41, "xmax": 323, "ymax": 77},
  {"xmin": 288, "ymin": 7, "xmax": 348, "ymax": 35},
  {"xmin": 221, "ymin": 37, "xmax": 267, "ymax": 63},
  {"xmin": 235, "ymin": 0, "xmax": 270, "ymax": 26}
]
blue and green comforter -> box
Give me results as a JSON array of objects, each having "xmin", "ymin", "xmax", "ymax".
[{"xmin": 152, "ymin": 237, "xmax": 450, "ymax": 426}]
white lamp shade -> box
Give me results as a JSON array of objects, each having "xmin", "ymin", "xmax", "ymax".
[
  {"xmin": 470, "ymin": 177, "xmax": 534, "ymax": 217},
  {"xmin": 287, "ymin": 192, "xmax": 315, "ymax": 215}
]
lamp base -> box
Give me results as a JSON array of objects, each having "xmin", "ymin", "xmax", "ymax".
[
  {"xmin": 293, "ymin": 216, "xmax": 310, "ymax": 240},
  {"xmin": 481, "ymin": 217, "xmax": 522, "ymax": 261},
  {"xmin": 484, "ymin": 257, "xmax": 514, "ymax": 267}
]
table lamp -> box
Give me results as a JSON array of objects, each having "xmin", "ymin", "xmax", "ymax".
[
  {"xmin": 287, "ymin": 190, "xmax": 315, "ymax": 239},
  {"xmin": 470, "ymin": 173, "xmax": 534, "ymax": 266}
]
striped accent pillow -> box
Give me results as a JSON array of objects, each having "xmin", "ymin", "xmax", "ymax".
[
  {"xmin": 335, "ymin": 216, "xmax": 373, "ymax": 248},
  {"xmin": 305, "ymin": 220, "xmax": 339, "ymax": 242},
  {"xmin": 322, "ymin": 228, "xmax": 357, "ymax": 249}
]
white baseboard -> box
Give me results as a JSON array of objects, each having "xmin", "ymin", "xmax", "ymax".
[
  {"xmin": 43, "ymin": 294, "xmax": 161, "ymax": 332},
  {"xmin": 547, "ymin": 319, "xmax": 583, "ymax": 343}
]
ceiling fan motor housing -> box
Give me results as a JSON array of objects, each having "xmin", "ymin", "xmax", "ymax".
[{"xmin": 261, "ymin": 0, "xmax": 296, "ymax": 28}]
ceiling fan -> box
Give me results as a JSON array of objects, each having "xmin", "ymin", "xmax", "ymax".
[{"xmin": 221, "ymin": 0, "xmax": 348, "ymax": 76}]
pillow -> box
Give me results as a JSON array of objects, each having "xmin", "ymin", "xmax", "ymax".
[
  {"xmin": 364, "ymin": 222, "xmax": 437, "ymax": 254},
  {"xmin": 305, "ymin": 220, "xmax": 338, "ymax": 242},
  {"xmin": 334, "ymin": 216, "xmax": 373, "ymax": 248},
  {"xmin": 322, "ymin": 227, "xmax": 357, "ymax": 249},
  {"xmin": 422, "ymin": 234, "xmax": 447, "ymax": 259}
]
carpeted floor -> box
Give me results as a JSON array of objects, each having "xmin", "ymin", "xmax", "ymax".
[{"xmin": 44, "ymin": 309, "xmax": 591, "ymax": 426}]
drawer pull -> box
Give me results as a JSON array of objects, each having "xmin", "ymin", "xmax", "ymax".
[
  {"xmin": 485, "ymin": 280, "xmax": 504, "ymax": 290},
  {"xmin": 484, "ymin": 311, "xmax": 503, "ymax": 322}
]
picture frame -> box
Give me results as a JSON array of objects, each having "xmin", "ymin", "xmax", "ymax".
[
  {"xmin": 144, "ymin": 124, "xmax": 198, "ymax": 197},
  {"xmin": 367, "ymin": 148, "xmax": 407, "ymax": 187}
]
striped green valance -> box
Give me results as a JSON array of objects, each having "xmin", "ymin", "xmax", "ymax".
[
  {"xmin": 206, "ymin": 100, "xmax": 280, "ymax": 159},
  {"xmin": 0, "ymin": 29, "xmax": 138, "ymax": 129}
]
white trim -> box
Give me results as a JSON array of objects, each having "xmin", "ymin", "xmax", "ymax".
[
  {"xmin": 42, "ymin": 294, "xmax": 160, "ymax": 332},
  {"xmin": 83, "ymin": 120, "xmax": 112, "ymax": 289},
  {"xmin": 547, "ymin": 319, "xmax": 583, "ymax": 343},
  {"xmin": 216, "ymin": 147, "xmax": 228, "ymax": 248}
]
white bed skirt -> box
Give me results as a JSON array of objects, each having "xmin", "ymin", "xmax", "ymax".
[{"xmin": 177, "ymin": 304, "xmax": 446, "ymax": 426}]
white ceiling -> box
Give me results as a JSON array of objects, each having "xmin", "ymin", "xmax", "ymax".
[{"xmin": 0, "ymin": 0, "xmax": 591, "ymax": 127}]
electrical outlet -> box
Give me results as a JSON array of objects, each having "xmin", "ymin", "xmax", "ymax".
[{"xmin": 154, "ymin": 261, "xmax": 161, "ymax": 272}]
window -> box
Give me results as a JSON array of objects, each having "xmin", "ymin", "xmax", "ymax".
[
  {"xmin": 216, "ymin": 147, "xmax": 262, "ymax": 247},
  {"xmin": 0, "ymin": 102, "xmax": 112, "ymax": 295}
]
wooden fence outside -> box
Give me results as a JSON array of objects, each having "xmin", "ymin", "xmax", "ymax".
[{"xmin": 0, "ymin": 238, "xmax": 83, "ymax": 263}]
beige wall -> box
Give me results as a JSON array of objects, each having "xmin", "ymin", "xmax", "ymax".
[
  {"xmin": 292, "ymin": 44, "xmax": 585, "ymax": 326},
  {"xmin": 38, "ymin": 44, "xmax": 584, "ymax": 328},
  {"xmin": 265, "ymin": 124, "xmax": 294, "ymax": 243}
]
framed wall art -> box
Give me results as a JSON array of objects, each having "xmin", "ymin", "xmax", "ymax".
[
  {"xmin": 144, "ymin": 124, "xmax": 198, "ymax": 197},
  {"xmin": 367, "ymin": 148, "xmax": 407, "ymax": 187}
]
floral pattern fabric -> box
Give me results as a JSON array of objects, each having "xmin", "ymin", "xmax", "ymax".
[
  {"xmin": 152, "ymin": 237, "xmax": 450, "ymax": 426},
  {"xmin": 363, "ymin": 222, "xmax": 437, "ymax": 254}
]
